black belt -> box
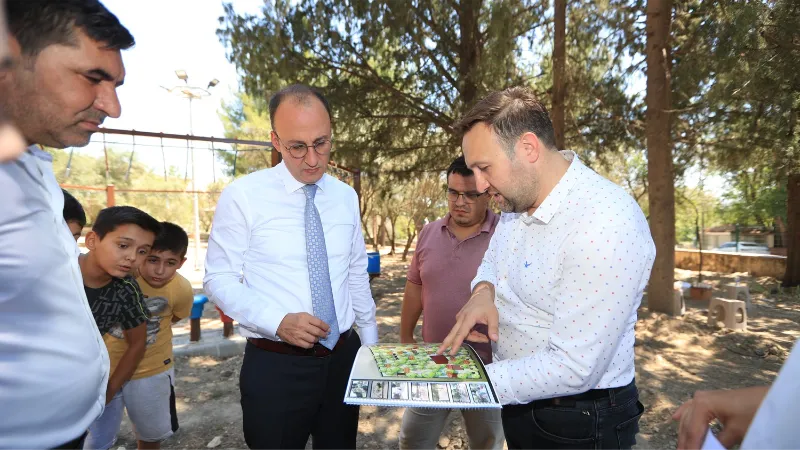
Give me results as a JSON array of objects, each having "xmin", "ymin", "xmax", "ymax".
[
  {"xmin": 534, "ymin": 380, "xmax": 636, "ymax": 408},
  {"xmin": 247, "ymin": 329, "xmax": 353, "ymax": 357}
]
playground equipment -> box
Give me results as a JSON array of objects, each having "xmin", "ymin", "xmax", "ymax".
[
  {"xmin": 708, "ymin": 297, "xmax": 747, "ymax": 331},
  {"xmin": 367, "ymin": 251, "xmax": 381, "ymax": 283},
  {"xmin": 190, "ymin": 294, "xmax": 208, "ymax": 342}
]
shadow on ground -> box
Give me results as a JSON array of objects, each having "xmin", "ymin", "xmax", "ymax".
[{"xmin": 113, "ymin": 253, "xmax": 799, "ymax": 449}]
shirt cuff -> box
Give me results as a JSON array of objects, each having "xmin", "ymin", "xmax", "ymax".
[
  {"xmin": 486, "ymin": 361, "xmax": 520, "ymax": 405},
  {"xmin": 471, "ymin": 275, "xmax": 497, "ymax": 292},
  {"xmin": 257, "ymin": 310, "xmax": 288, "ymax": 341},
  {"xmin": 357, "ymin": 324, "xmax": 379, "ymax": 346}
]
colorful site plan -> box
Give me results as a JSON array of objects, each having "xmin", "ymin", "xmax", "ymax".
[
  {"xmin": 344, "ymin": 343, "xmax": 500, "ymax": 409},
  {"xmin": 369, "ymin": 343, "xmax": 486, "ymax": 380}
]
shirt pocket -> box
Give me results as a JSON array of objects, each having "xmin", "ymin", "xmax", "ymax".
[{"xmin": 249, "ymin": 217, "xmax": 306, "ymax": 266}]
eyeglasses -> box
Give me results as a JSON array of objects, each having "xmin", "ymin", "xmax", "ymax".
[
  {"xmin": 446, "ymin": 189, "xmax": 489, "ymax": 204},
  {"xmin": 273, "ymin": 132, "xmax": 333, "ymax": 159}
]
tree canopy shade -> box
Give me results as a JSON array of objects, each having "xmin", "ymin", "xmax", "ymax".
[
  {"xmin": 217, "ymin": 0, "xmax": 642, "ymax": 175},
  {"xmin": 218, "ymin": 0, "xmax": 800, "ymax": 294},
  {"xmin": 219, "ymin": 0, "xmax": 550, "ymax": 173}
]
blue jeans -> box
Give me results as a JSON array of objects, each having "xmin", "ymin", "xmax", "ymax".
[{"xmin": 501, "ymin": 380, "xmax": 644, "ymax": 449}]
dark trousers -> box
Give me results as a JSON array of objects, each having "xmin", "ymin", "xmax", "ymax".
[
  {"xmin": 501, "ymin": 380, "xmax": 644, "ymax": 449},
  {"xmin": 51, "ymin": 432, "xmax": 87, "ymax": 449},
  {"xmin": 240, "ymin": 330, "xmax": 361, "ymax": 449}
]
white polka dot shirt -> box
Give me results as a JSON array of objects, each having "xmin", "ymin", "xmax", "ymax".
[{"xmin": 473, "ymin": 151, "xmax": 655, "ymax": 405}]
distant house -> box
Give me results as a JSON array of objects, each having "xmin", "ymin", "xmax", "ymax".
[{"xmin": 702, "ymin": 225, "xmax": 787, "ymax": 255}]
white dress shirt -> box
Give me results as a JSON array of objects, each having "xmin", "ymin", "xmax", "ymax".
[
  {"xmin": 204, "ymin": 162, "xmax": 378, "ymax": 345},
  {"xmin": 473, "ymin": 151, "xmax": 655, "ymax": 405},
  {"xmin": 0, "ymin": 147, "xmax": 109, "ymax": 448},
  {"xmin": 741, "ymin": 338, "xmax": 800, "ymax": 449}
]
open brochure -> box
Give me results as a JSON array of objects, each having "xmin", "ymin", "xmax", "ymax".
[{"xmin": 344, "ymin": 343, "xmax": 501, "ymax": 409}]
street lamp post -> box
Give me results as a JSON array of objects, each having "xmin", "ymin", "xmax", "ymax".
[{"xmin": 163, "ymin": 70, "xmax": 219, "ymax": 271}]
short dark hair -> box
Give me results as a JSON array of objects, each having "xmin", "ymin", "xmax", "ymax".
[
  {"xmin": 446, "ymin": 156, "xmax": 474, "ymax": 178},
  {"xmin": 62, "ymin": 189, "xmax": 86, "ymax": 228},
  {"xmin": 92, "ymin": 206, "xmax": 161, "ymax": 240},
  {"xmin": 268, "ymin": 84, "xmax": 332, "ymax": 128},
  {"xmin": 453, "ymin": 86, "xmax": 557, "ymax": 155},
  {"xmin": 152, "ymin": 222, "xmax": 189, "ymax": 258},
  {"xmin": 5, "ymin": 0, "xmax": 134, "ymax": 57}
]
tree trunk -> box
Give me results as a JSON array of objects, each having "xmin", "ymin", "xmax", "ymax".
[
  {"xmin": 645, "ymin": 0, "xmax": 679, "ymax": 314},
  {"xmin": 457, "ymin": 0, "xmax": 483, "ymax": 111},
  {"xmin": 552, "ymin": 0, "xmax": 567, "ymax": 150},
  {"xmin": 402, "ymin": 229, "xmax": 417, "ymax": 262},
  {"xmin": 387, "ymin": 215, "xmax": 397, "ymax": 255},
  {"xmin": 377, "ymin": 216, "xmax": 387, "ymax": 248},
  {"xmin": 360, "ymin": 195, "xmax": 372, "ymax": 242},
  {"xmin": 372, "ymin": 215, "xmax": 380, "ymax": 251},
  {"xmin": 783, "ymin": 174, "xmax": 800, "ymax": 287},
  {"xmin": 361, "ymin": 211, "xmax": 373, "ymax": 246}
]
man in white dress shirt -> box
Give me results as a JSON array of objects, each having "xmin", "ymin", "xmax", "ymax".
[
  {"xmin": 440, "ymin": 86, "xmax": 655, "ymax": 449},
  {"xmin": 0, "ymin": 1, "xmax": 133, "ymax": 448},
  {"xmin": 204, "ymin": 84, "xmax": 378, "ymax": 449}
]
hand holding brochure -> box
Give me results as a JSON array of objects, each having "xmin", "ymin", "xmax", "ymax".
[{"xmin": 344, "ymin": 343, "xmax": 501, "ymax": 409}]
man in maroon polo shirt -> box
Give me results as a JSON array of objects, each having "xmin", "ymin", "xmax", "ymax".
[{"xmin": 399, "ymin": 156, "xmax": 504, "ymax": 450}]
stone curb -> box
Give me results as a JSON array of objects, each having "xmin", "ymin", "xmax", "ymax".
[{"xmin": 173, "ymin": 335, "xmax": 246, "ymax": 358}]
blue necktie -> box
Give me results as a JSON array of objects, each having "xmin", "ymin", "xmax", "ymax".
[{"xmin": 302, "ymin": 184, "xmax": 340, "ymax": 350}]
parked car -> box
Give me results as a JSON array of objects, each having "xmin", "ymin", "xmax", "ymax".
[{"xmin": 715, "ymin": 241, "xmax": 770, "ymax": 254}]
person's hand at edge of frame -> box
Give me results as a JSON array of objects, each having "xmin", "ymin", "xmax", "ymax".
[{"xmin": 672, "ymin": 386, "xmax": 769, "ymax": 450}]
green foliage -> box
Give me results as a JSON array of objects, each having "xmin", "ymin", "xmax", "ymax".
[
  {"xmin": 675, "ymin": 188, "xmax": 724, "ymax": 245},
  {"xmin": 658, "ymin": 0, "xmax": 797, "ymax": 236},
  {"xmin": 217, "ymin": 93, "xmax": 274, "ymax": 177},
  {"xmin": 669, "ymin": 0, "xmax": 798, "ymax": 182},
  {"xmin": 51, "ymin": 148, "xmax": 214, "ymax": 234},
  {"xmin": 213, "ymin": 0, "xmax": 798, "ymax": 258},
  {"xmin": 717, "ymin": 167, "xmax": 788, "ymax": 228},
  {"xmin": 217, "ymin": 0, "xmax": 645, "ymax": 177}
]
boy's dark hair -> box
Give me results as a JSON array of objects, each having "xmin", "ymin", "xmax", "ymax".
[
  {"xmin": 152, "ymin": 222, "xmax": 189, "ymax": 258},
  {"xmin": 453, "ymin": 86, "xmax": 557, "ymax": 156},
  {"xmin": 446, "ymin": 156, "xmax": 474, "ymax": 178},
  {"xmin": 5, "ymin": 0, "xmax": 135, "ymax": 57},
  {"xmin": 62, "ymin": 189, "xmax": 87, "ymax": 228},
  {"xmin": 269, "ymin": 84, "xmax": 332, "ymax": 127},
  {"xmin": 92, "ymin": 206, "xmax": 161, "ymax": 240}
]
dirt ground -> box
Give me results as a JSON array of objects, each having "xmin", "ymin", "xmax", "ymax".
[{"xmin": 113, "ymin": 253, "xmax": 800, "ymax": 449}]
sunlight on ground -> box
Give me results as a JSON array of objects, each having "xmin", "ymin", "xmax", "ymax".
[{"xmin": 188, "ymin": 356, "xmax": 220, "ymax": 368}]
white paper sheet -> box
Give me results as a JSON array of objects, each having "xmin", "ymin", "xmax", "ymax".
[{"xmin": 701, "ymin": 430, "xmax": 726, "ymax": 450}]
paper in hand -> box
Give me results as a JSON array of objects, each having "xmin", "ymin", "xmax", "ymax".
[{"xmin": 701, "ymin": 430, "xmax": 725, "ymax": 450}]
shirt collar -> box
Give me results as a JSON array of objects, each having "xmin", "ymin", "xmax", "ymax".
[
  {"xmin": 277, "ymin": 160, "xmax": 329, "ymax": 194},
  {"xmin": 524, "ymin": 150, "xmax": 582, "ymax": 225},
  {"xmin": 480, "ymin": 209, "xmax": 499, "ymax": 233},
  {"xmin": 28, "ymin": 145, "xmax": 53, "ymax": 162}
]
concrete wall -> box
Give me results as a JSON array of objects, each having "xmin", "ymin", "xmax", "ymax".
[{"xmin": 675, "ymin": 249, "xmax": 787, "ymax": 279}]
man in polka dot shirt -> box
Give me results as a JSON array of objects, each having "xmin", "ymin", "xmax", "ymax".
[{"xmin": 439, "ymin": 86, "xmax": 656, "ymax": 449}]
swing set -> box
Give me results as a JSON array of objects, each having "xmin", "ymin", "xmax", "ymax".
[
  {"xmin": 60, "ymin": 127, "xmax": 362, "ymax": 272},
  {"xmin": 60, "ymin": 127, "xmax": 362, "ymax": 207}
]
